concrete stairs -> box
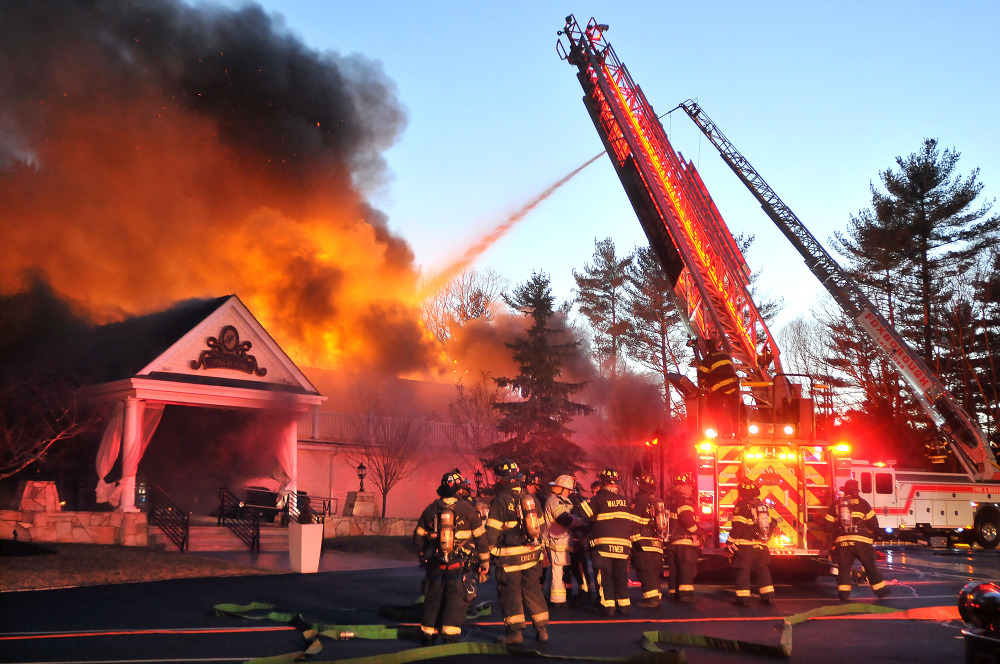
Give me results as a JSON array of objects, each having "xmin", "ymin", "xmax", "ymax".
[{"xmin": 148, "ymin": 518, "xmax": 290, "ymax": 553}]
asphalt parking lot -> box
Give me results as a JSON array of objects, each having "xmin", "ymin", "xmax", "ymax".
[{"xmin": 0, "ymin": 546, "xmax": 994, "ymax": 664}]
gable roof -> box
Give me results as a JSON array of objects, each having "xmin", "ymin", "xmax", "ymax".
[{"xmin": 74, "ymin": 295, "xmax": 319, "ymax": 398}]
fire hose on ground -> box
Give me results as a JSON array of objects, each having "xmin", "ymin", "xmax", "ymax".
[{"xmin": 211, "ymin": 599, "xmax": 960, "ymax": 663}]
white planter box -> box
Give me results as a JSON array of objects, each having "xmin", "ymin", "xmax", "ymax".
[{"xmin": 288, "ymin": 522, "xmax": 324, "ymax": 573}]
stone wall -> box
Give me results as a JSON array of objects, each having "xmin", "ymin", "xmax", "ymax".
[
  {"xmin": 324, "ymin": 515, "xmax": 416, "ymax": 538},
  {"xmin": 0, "ymin": 480, "xmax": 148, "ymax": 547},
  {"xmin": 0, "ymin": 509, "xmax": 148, "ymax": 546}
]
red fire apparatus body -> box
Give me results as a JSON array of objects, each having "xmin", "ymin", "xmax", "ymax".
[{"xmin": 557, "ymin": 15, "xmax": 999, "ymax": 567}]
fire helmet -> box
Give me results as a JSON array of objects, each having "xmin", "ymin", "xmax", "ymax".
[
  {"xmin": 523, "ymin": 469, "xmax": 541, "ymax": 487},
  {"xmin": 841, "ymin": 479, "xmax": 860, "ymax": 495},
  {"xmin": 636, "ymin": 470, "xmax": 657, "ymax": 493},
  {"xmin": 495, "ymin": 458, "xmax": 520, "ymax": 479},
  {"xmin": 551, "ymin": 474, "xmax": 576, "ymax": 492},
  {"xmin": 599, "ymin": 467, "xmax": 620, "ymax": 486},
  {"xmin": 673, "ymin": 472, "xmax": 695, "ymax": 494},
  {"xmin": 439, "ymin": 469, "xmax": 463, "ymax": 498},
  {"xmin": 737, "ymin": 477, "xmax": 760, "ymax": 498}
]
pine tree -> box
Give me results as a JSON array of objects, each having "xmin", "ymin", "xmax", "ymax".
[
  {"xmin": 622, "ymin": 245, "xmax": 690, "ymax": 408},
  {"xmin": 486, "ymin": 272, "xmax": 593, "ymax": 479},
  {"xmin": 573, "ymin": 238, "xmax": 633, "ymax": 378}
]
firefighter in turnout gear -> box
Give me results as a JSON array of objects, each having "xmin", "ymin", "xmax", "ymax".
[
  {"xmin": 580, "ymin": 467, "xmax": 640, "ymax": 616},
  {"xmin": 727, "ymin": 477, "xmax": 775, "ymax": 607},
  {"xmin": 825, "ymin": 479, "xmax": 891, "ymax": 601},
  {"xmin": 544, "ymin": 474, "xmax": 586, "ymax": 605},
  {"xmin": 412, "ymin": 470, "xmax": 490, "ymax": 645},
  {"xmin": 485, "ymin": 459, "xmax": 550, "ymax": 645},
  {"xmin": 630, "ymin": 470, "xmax": 666, "ymax": 607},
  {"xmin": 665, "ymin": 472, "xmax": 701, "ymax": 604},
  {"xmin": 697, "ymin": 336, "xmax": 740, "ymax": 438}
]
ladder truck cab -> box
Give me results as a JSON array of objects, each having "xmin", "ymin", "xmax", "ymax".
[
  {"xmin": 684, "ymin": 372, "xmax": 851, "ymax": 573},
  {"xmin": 850, "ymin": 460, "xmax": 1000, "ymax": 550}
]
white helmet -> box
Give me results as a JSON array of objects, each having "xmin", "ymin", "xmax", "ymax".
[{"xmin": 550, "ymin": 474, "xmax": 576, "ymax": 491}]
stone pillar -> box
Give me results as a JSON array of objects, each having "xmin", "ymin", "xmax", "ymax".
[{"xmin": 119, "ymin": 398, "xmax": 142, "ymax": 512}]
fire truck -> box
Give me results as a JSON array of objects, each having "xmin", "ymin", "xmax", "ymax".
[
  {"xmin": 556, "ymin": 15, "xmax": 999, "ymax": 565},
  {"xmin": 851, "ymin": 460, "xmax": 1000, "ymax": 549}
]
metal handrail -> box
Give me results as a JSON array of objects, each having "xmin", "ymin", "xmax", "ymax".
[
  {"xmin": 217, "ymin": 487, "xmax": 260, "ymax": 553},
  {"xmin": 147, "ymin": 485, "xmax": 190, "ymax": 552}
]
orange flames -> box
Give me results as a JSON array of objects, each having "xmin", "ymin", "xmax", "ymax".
[{"xmin": 0, "ymin": 1, "xmax": 443, "ymax": 377}]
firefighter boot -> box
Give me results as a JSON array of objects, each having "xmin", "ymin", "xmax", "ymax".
[
  {"xmin": 876, "ymin": 585, "xmax": 892, "ymax": 599},
  {"xmin": 536, "ymin": 626, "xmax": 549, "ymax": 642},
  {"xmin": 760, "ymin": 593, "xmax": 774, "ymax": 606},
  {"xmin": 677, "ymin": 591, "xmax": 695, "ymax": 604},
  {"xmin": 497, "ymin": 630, "xmax": 524, "ymax": 645},
  {"xmin": 734, "ymin": 596, "xmax": 749, "ymax": 608},
  {"xmin": 839, "ymin": 592, "xmax": 851, "ymax": 602}
]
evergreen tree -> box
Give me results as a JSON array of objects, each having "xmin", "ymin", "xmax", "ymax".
[
  {"xmin": 573, "ymin": 238, "xmax": 634, "ymax": 378},
  {"xmin": 486, "ymin": 272, "xmax": 593, "ymax": 480},
  {"xmin": 622, "ymin": 245, "xmax": 690, "ymax": 410},
  {"xmin": 836, "ymin": 138, "xmax": 999, "ymax": 364},
  {"xmin": 827, "ymin": 139, "xmax": 999, "ymax": 468}
]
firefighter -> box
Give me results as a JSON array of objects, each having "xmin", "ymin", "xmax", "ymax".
[
  {"xmin": 580, "ymin": 467, "xmax": 639, "ymax": 616},
  {"xmin": 727, "ymin": 477, "xmax": 775, "ymax": 607},
  {"xmin": 665, "ymin": 472, "xmax": 701, "ymax": 604},
  {"xmin": 412, "ymin": 470, "xmax": 491, "ymax": 645},
  {"xmin": 697, "ymin": 336, "xmax": 740, "ymax": 438},
  {"xmin": 630, "ymin": 469, "xmax": 666, "ymax": 608},
  {"xmin": 567, "ymin": 481, "xmax": 593, "ymax": 601},
  {"xmin": 485, "ymin": 459, "xmax": 549, "ymax": 644},
  {"xmin": 544, "ymin": 474, "xmax": 586, "ymax": 605},
  {"xmin": 825, "ymin": 478, "xmax": 891, "ymax": 601}
]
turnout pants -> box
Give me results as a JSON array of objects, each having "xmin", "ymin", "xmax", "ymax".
[
  {"xmin": 665, "ymin": 543, "xmax": 699, "ymax": 601},
  {"xmin": 420, "ymin": 565, "xmax": 471, "ymax": 641},
  {"xmin": 496, "ymin": 563, "xmax": 549, "ymax": 634},
  {"xmin": 592, "ymin": 551, "xmax": 631, "ymax": 613},
  {"xmin": 732, "ymin": 545, "xmax": 774, "ymax": 604},
  {"xmin": 834, "ymin": 542, "xmax": 887, "ymax": 598},
  {"xmin": 633, "ymin": 545, "xmax": 664, "ymax": 603}
]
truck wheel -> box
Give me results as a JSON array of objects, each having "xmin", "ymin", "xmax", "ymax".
[{"xmin": 975, "ymin": 512, "xmax": 1000, "ymax": 549}]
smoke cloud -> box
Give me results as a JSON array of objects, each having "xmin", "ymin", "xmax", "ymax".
[{"xmin": 0, "ymin": 0, "xmax": 439, "ymax": 374}]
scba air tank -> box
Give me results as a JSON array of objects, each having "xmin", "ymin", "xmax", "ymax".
[
  {"xmin": 519, "ymin": 493, "xmax": 541, "ymax": 542},
  {"xmin": 438, "ymin": 509, "xmax": 455, "ymax": 562}
]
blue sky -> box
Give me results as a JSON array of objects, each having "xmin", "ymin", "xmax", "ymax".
[{"xmin": 249, "ymin": 1, "xmax": 998, "ymax": 331}]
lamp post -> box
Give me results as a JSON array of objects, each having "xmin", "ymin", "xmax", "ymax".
[
  {"xmin": 474, "ymin": 468, "xmax": 484, "ymax": 496},
  {"xmin": 357, "ymin": 462, "xmax": 367, "ymax": 492}
]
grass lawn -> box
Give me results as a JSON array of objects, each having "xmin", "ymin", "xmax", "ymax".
[{"xmin": 0, "ymin": 536, "xmax": 417, "ymax": 592}]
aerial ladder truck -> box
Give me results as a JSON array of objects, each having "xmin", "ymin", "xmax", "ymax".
[{"xmin": 557, "ymin": 15, "xmax": 1000, "ymax": 558}]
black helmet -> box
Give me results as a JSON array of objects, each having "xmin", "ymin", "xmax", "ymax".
[
  {"xmin": 637, "ymin": 470, "xmax": 657, "ymax": 493},
  {"xmin": 439, "ymin": 469, "xmax": 463, "ymax": 498},
  {"xmin": 841, "ymin": 479, "xmax": 860, "ymax": 495},
  {"xmin": 673, "ymin": 472, "xmax": 695, "ymax": 493},
  {"xmin": 599, "ymin": 467, "xmax": 620, "ymax": 486},
  {"xmin": 737, "ymin": 477, "xmax": 760, "ymax": 498},
  {"xmin": 673, "ymin": 472, "xmax": 695, "ymax": 486},
  {"xmin": 523, "ymin": 469, "xmax": 541, "ymax": 487},
  {"xmin": 495, "ymin": 458, "xmax": 519, "ymax": 479}
]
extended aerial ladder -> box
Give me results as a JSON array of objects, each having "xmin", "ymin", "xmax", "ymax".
[
  {"xmin": 556, "ymin": 15, "xmax": 781, "ymax": 392},
  {"xmin": 676, "ymin": 100, "xmax": 999, "ymax": 481},
  {"xmin": 556, "ymin": 14, "xmax": 997, "ymax": 481}
]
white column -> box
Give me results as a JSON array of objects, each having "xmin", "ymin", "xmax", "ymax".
[
  {"xmin": 285, "ymin": 417, "xmax": 298, "ymax": 511},
  {"xmin": 119, "ymin": 398, "xmax": 143, "ymax": 512}
]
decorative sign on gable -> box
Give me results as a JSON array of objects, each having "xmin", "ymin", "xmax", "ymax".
[{"xmin": 190, "ymin": 325, "xmax": 267, "ymax": 376}]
